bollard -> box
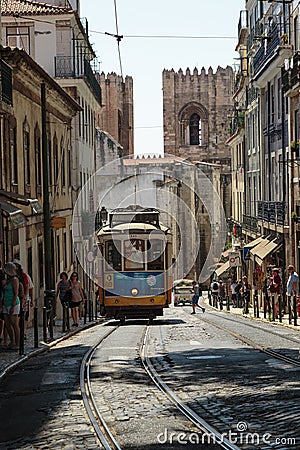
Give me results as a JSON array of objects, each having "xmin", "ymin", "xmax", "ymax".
[
  {"xmin": 43, "ymin": 306, "xmax": 47, "ymax": 342},
  {"xmin": 254, "ymin": 292, "xmax": 259, "ymax": 318},
  {"xmin": 34, "ymin": 305, "xmax": 39, "ymax": 348},
  {"xmin": 263, "ymin": 294, "xmax": 267, "ymax": 319},
  {"xmin": 288, "ymin": 296, "xmax": 292, "ymax": 324},
  {"xmin": 219, "ymin": 296, "xmax": 223, "ymax": 310},
  {"xmin": 62, "ymin": 304, "xmax": 66, "ymax": 333},
  {"xmin": 66, "ymin": 305, "xmax": 70, "ymax": 330},
  {"xmin": 48, "ymin": 307, "xmax": 53, "ymax": 340},
  {"xmin": 293, "ymin": 295, "xmax": 298, "ymax": 326},
  {"xmin": 271, "ymin": 295, "xmax": 275, "ymax": 321},
  {"xmin": 19, "ymin": 305, "xmax": 25, "ymax": 356},
  {"xmin": 88, "ymin": 299, "xmax": 92, "ymax": 322},
  {"xmin": 208, "ymin": 290, "xmax": 212, "ymax": 306},
  {"xmin": 278, "ymin": 295, "xmax": 282, "ymax": 323}
]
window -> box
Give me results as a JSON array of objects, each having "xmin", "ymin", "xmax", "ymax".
[
  {"xmin": 147, "ymin": 240, "xmax": 164, "ymax": 270},
  {"xmin": 35, "ymin": 125, "xmax": 42, "ymax": 188},
  {"xmin": 38, "ymin": 242, "xmax": 44, "ymax": 288},
  {"xmin": 63, "ymin": 232, "xmax": 67, "ymax": 269},
  {"xmin": 189, "ymin": 113, "xmax": 201, "ymax": 145},
  {"xmin": 124, "ymin": 239, "xmax": 145, "ymax": 270},
  {"xmin": 6, "ymin": 27, "xmax": 30, "ymax": 53},
  {"xmin": 105, "ymin": 240, "xmax": 122, "ymax": 270},
  {"xmin": 53, "ymin": 134, "xmax": 58, "ymax": 187},
  {"xmin": 23, "ymin": 121, "xmax": 30, "ymax": 185},
  {"xmin": 56, "ymin": 235, "xmax": 60, "ymax": 272},
  {"xmin": 61, "ymin": 138, "xmax": 66, "ymax": 187},
  {"xmin": 10, "ymin": 127, "xmax": 18, "ymax": 185},
  {"xmin": 294, "ymin": 16, "xmax": 299, "ymax": 52}
]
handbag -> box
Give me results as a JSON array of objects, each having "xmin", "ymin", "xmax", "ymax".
[{"xmin": 63, "ymin": 289, "xmax": 72, "ymax": 304}]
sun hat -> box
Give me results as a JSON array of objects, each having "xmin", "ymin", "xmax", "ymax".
[
  {"xmin": 12, "ymin": 259, "xmax": 22, "ymax": 269},
  {"xmin": 272, "ymin": 267, "xmax": 279, "ymax": 272},
  {"xmin": 4, "ymin": 262, "xmax": 17, "ymax": 277}
]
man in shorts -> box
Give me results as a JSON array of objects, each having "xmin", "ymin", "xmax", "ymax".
[{"xmin": 191, "ymin": 281, "xmax": 205, "ymax": 314}]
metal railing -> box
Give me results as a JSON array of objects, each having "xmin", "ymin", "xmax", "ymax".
[
  {"xmin": 257, "ymin": 200, "xmax": 286, "ymax": 225},
  {"xmin": 55, "ymin": 56, "xmax": 101, "ymax": 103},
  {"xmin": 242, "ymin": 214, "xmax": 259, "ymax": 233},
  {"xmin": 1, "ymin": 59, "xmax": 13, "ymax": 105},
  {"xmin": 253, "ymin": 24, "xmax": 281, "ymax": 74}
]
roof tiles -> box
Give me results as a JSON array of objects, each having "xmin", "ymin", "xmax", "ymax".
[{"xmin": 1, "ymin": 0, "xmax": 72, "ymax": 16}]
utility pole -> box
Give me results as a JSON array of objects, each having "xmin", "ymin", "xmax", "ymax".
[{"xmin": 41, "ymin": 83, "xmax": 53, "ymax": 301}]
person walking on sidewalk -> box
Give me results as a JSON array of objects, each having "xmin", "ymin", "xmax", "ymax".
[
  {"xmin": 269, "ymin": 268, "xmax": 282, "ymax": 318},
  {"xmin": 191, "ymin": 281, "xmax": 205, "ymax": 314},
  {"xmin": 287, "ymin": 265, "xmax": 299, "ymax": 317},
  {"xmin": 241, "ymin": 276, "xmax": 252, "ymax": 314},
  {"xmin": 67, "ymin": 272, "xmax": 84, "ymax": 327},
  {"xmin": 1, "ymin": 262, "xmax": 20, "ymax": 349}
]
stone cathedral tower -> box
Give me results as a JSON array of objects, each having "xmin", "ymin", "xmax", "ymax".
[
  {"xmin": 97, "ymin": 73, "xmax": 134, "ymax": 156},
  {"xmin": 163, "ymin": 66, "xmax": 234, "ymax": 165},
  {"xmin": 163, "ymin": 67, "xmax": 234, "ymax": 280}
]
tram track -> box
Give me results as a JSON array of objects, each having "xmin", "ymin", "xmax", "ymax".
[
  {"xmin": 80, "ymin": 324, "xmax": 121, "ymax": 450},
  {"xmin": 199, "ymin": 309, "xmax": 300, "ymax": 368}
]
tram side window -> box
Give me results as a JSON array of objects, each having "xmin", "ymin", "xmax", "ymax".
[
  {"xmin": 105, "ymin": 240, "xmax": 121, "ymax": 271},
  {"xmin": 147, "ymin": 240, "xmax": 164, "ymax": 270},
  {"xmin": 124, "ymin": 239, "xmax": 145, "ymax": 271}
]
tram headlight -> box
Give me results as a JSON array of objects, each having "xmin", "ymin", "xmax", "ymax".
[{"xmin": 131, "ymin": 288, "xmax": 139, "ymax": 296}]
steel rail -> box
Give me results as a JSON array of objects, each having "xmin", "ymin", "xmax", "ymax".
[
  {"xmin": 140, "ymin": 325, "xmax": 242, "ymax": 450},
  {"xmin": 80, "ymin": 324, "xmax": 122, "ymax": 450},
  {"xmin": 200, "ymin": 316, "xmax": 300, "ymax": 368},
  {"xmin": 208, "ymin": 308, "xmax": 300, "ymax": 345}
]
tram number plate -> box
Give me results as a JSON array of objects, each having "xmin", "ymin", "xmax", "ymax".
[{"xmin": 104, "ymin": 274, "xmax": 114, "ymax": 289}]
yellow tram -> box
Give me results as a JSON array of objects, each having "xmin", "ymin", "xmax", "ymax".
[{"xmin": 96, "ymin": 206, "xmax": 172, "ymax": 322}]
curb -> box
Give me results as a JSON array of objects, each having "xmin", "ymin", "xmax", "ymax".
[{"xmin": 0, "ymin": 318, "xmax": 104, "ymax": 384}]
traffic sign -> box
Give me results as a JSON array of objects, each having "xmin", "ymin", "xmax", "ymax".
[
  {"xmin": 229, "ymin": 252, "xmax": 241, "ymax": 267},
  {"xmin": 243, "ymin": 246, "xmax": 251, "ymax": 261}
]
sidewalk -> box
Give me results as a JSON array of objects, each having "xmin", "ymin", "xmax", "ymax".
[
  {"xmin": 0, "ymin": 317, "xmax": 101, "ymax": 381},
  {"xmin": 203, "ymin": 295, "xmax": 300, "ymax": 331}
]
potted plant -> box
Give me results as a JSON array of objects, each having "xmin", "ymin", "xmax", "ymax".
[{"xmin": 290, "ymin": 140, "xmax": 300, "ymax": 152}]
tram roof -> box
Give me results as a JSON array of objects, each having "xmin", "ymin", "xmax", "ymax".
[{"xmin": 97, "ymin": 222, "xmax": 170, "ymax": 236}]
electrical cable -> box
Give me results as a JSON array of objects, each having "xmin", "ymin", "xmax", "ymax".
[{"xmin": 113, "ymin": 0, "xmax": 123, "ymax": 78}]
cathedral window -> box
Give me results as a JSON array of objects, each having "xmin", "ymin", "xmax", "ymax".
[{"xmin": 189, "ymin": 113, "xmax": 201, "ymax": 145}]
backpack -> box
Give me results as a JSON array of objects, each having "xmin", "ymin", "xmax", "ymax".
[{"xmin": 212, "ymin": 282, "xmax": 219, "ymax": 291}]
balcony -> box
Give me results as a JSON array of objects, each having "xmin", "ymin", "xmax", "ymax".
[
  {"xmin": 243, "ymin": 214, "xmax": 259, "ymax": 233},
  {"xmin": 1, "ymin": 59, "xmax": 12, "ymax": 105},
  {"xmin": 228, "ymin": 111, "xmax": 245, "ymax": 137},
  {"xmin": 281, "ymin": 51, "xmax": 300, "ymax": 94},
  {"xmin": 54, "ymin": 56, "xmax": 101, "ymax": 104},
  {"xmin": 257, "ymin": 201, "xmax": 286, "ymax": 226}
]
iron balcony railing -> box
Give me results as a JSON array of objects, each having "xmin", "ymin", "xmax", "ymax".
[
  {"xmin": 253, "ymin": 24, "xmax": 281, "ymax": 75},
  {"xmin": 55, "ymin": 56, "xmax": 101, "ymax": 104},
  {"xmin": 257, "ymin": 201, "xmax": 286, "ymax": 226},
  {"xmin": 246, "ymin": 85, "xmax": 258, "ymax": 106},
  {"xmin": 1, "ymin": 59, "xmax": 13, "ymax": 105},
  {"xmin": 243, "ymin": 214, "xmax": 259, "ymax": 233},
  {"xmin": 282, "ymin": 51, "xmax": 300, "ymax": 93}
]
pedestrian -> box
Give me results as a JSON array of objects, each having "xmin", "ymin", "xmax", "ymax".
[
  {"xmin": 235, "ymin": 279, "xmax": 243, "ymax": 308},
  {"xmin": 218, "ymin": 280, "xmax": 225, "ymax": 309},
  {"xmin": 191, "ymin": 281, "xmax": 205, "ymax": 314},
  {"xmin": 230, "ymin": 279, "xmax": 238, "ymax": 307},
  {"xmin": 67, "ymin": 272, "xmax": 84, "ymax": 327},
  {"xmin": 269, "ymin": 268, "xmax": 282, "ymax": 318},
  {"xmin": 0, "ymin": 261, "xmax": 6, "ymax": 344},
  {"xmin": 210, "ymin": 279, "xmax": 219, "ymax": 307},
  {"xmin": 56, "ymin": 272, "xmax": 70, "ymax": 306},
  {"xmin": 1, "ymin": 262, "xmax": 20, "ymax": 349},
  {"xmin": 241, "ymin": 276, "xmax": 252, "ymax": 314},
  {"xmin": 287, "ymin": 264, "xmax": 299, "ymax": 316},
  {"xmin": 23, "ymin": 273, "xmax": 34, "ymax": 339}
]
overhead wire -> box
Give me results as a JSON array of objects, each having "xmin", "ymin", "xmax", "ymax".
[{"xmin": 113, "ymin": 0, "xmax": 123, "ymax": 79}]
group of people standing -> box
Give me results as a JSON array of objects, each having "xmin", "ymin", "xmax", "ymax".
[
  {"xmin": 0, "ymin": 260, "xmax": 33, "ymax": 349},
  {"xmin": 55, "ymin": 271, "xmax": 85, "ymax": 327}
]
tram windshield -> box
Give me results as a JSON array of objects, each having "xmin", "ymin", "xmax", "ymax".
[{"xmin": 105, "ymin": 238, "xmax": 165, "ymax": 271}]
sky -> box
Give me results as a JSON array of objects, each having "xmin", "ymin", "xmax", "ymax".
[{"xmin": 80, "ymin": 0, "xmax": 246, "ymax": 155}]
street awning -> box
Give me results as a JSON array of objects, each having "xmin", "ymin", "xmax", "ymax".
[
  {"xmin": 215, "ymin": 260, "xmax": 230, "ymax": 277},
  {"xmin": 245, "ymin": 236, "xmax": 265, "ymax": 248},
  {"xmin": 0, "ymin": 199, "xmax": 27, "ymax": 228},
  {"xmin": 254, "ymin": 239, "xmax": 280, "ymax": 261},
  {"xmin": 250, "ymin": 238, "xmax": 271, "ymax": 257},
  {"xmin": 0, "ymin": 189, "xmax": 42, "ymax": 214}
]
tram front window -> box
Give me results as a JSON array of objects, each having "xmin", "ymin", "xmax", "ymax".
[
  {"xmin": 147, "ymin": 240, "xmax": 164, "ymax": 270},
  {"xmin": 105, "ymin": 240, "xmax": 121, "ymax": 270},
  {"xmin": 124, "ymin": 239, "xmax": 145, "ymax": 270}
]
